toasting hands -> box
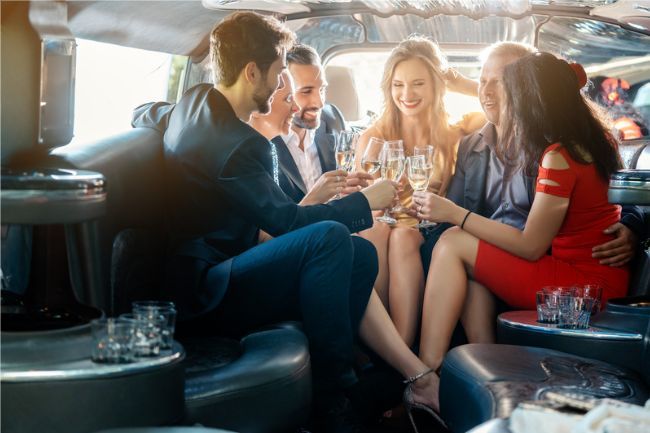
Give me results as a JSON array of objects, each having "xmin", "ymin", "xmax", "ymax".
[
  {"xmin": 361, "ymin": 179, "xmax": 400, "ymax": 210},
  {"xmin": 407, "ymin": 190, "xmax": 461, "ymax": 223}
]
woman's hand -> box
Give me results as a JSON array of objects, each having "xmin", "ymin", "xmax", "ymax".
[
  {"xmin": 341, "ymin": 171, "xmax": 374, "ymax": 196},
  {"xmin": 408, "ymin": 190, "xmax": 465, "ymax": 224},
  {"xmin": 300, "ymin": 169, "xmax": 348, "ymax": 205}
]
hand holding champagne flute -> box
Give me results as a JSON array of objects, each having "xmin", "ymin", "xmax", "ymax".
[
  {"xmin": 334, "ymin": 130, "xmax": 358, "ymax": 198},
  {"xmin": 411, "ymin": 145, "xmax": 437, "ymax": 228},
  {"xmin": 376, "ymin": 140, "xmax": 404, "ymax": 224},
  {"xmin": 407, "ymin": 154, "xmax": 435, "ymax": 228}
]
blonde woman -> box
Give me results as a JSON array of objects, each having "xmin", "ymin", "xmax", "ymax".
[{"xmin": 356, "ymin": 36, "xmax": 485, "ymax": 345}]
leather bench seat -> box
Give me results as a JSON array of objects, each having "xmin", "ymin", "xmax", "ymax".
[
  {"xmin": 180, "ymin": 327, "xmax": 311, "ymax": 432},
  {"xmin": 95, "ymin": 428, "xmax": 235, "ymax": 433},
  {"xmin": 439, "ymin": 344, "xmax": 649, "ymax": 433}
]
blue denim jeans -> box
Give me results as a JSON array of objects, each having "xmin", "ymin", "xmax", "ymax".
[{"xmin": 198, "ymin": 221, "xmax": 377, "ymax": 392}]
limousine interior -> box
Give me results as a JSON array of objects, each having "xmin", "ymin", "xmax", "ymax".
[{"xmin": 2, "ymin": 1, "xmax": 649, "ymax": 433}]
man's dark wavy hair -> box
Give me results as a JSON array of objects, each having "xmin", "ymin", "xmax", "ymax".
[
  {"xmin": 210, "ymin": 12, "xmax": 295, "ymax": 86},
  {"xmin": 500, "ymin": 52, "xmax": 622, "ymax": 181}
]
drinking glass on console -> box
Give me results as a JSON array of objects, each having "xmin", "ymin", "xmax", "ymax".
[
  {"xmin": 91, "ymin": 317, "xmax": 136, "ymax": 364},
  {"xmin": 535, "ymin": 290, "xmax": 559, "ymax": 324},
  {"xmin": 376, "ymin": 140, "xmax": 405, "ymax": 224},
  {"xmin": 412, "ymin": 145, "xmax": 437, "ymax": 228},
  {"xmin": 132, "ymin": 301, "xmax": 177, "ymax": 350},
  {"xmin": 579, "ymin": 285, "xmax": 603, "ymax": 315}
]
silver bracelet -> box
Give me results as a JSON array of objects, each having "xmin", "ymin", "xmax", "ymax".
[{"xmin": 403, "ymin": 368, "xmax": 436, "ymax": 384}]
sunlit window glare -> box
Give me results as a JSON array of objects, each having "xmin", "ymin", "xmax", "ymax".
[{"xmin": 71, "ymin": 39, "xmax": 172, "ymax": 145}]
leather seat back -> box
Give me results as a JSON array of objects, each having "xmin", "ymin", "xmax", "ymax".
[
  {"xmin": 324, "ymin": 65, "xmax": 361, "ymax": 122},
  {"xmin": 52, "ymin": 128, "xmax": 165, "ymax": 313}
]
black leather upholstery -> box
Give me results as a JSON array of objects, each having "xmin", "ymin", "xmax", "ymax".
[
  {"xmin": 440, "ymin": 344, "xmax": 649, "ymax": 433},
  {"xmin": 95, "ymin": 428, "xmax": 234, "ymax": 433},
  {"xmin": 52, "ymin": 128, "xmax": 313, "ymax": 432},
  {"xmin": 184, "ymin": 327, "xmax": 311, "ymax": 432}
]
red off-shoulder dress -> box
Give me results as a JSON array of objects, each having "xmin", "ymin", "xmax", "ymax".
[{"xmin": 473, "ymin": 143, "xmax": 629, "ymax": 309}]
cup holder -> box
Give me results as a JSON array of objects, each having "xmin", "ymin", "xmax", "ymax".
[
  {"xmin": 605, "ymin": 295, "xmax": 650, "ymax": 314},
  {"xmin": 1, "ymin": 302, "xmax": 104, "ymax": 366},
  {"xmin": 1, "ymin": 303, "xmax": 103, "ymax": 332},
  {"xmin": 590, "ymin": 295, "xmax": 650, "ymax": 340}
]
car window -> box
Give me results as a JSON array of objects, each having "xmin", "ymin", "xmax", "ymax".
[{"xmin": 70, "ymin": 39, "xmax": 187, "ymax": 145}]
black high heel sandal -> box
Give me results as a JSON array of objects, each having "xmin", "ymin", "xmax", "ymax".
[{"xmin": 403, "ymin": 368, "xmax": 447, "ymax": 432}]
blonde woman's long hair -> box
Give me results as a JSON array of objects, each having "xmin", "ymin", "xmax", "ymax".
[{"xmin": 375, "ymin": 36, "xmax": 454, "ymax": 194}]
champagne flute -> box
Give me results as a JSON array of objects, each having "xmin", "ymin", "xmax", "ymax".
[
  {"xmin": 413, "ymin": 145, "xmax": 436, "ymax": 228},
  {"xmin": 376, "ymin": 140, "xmax": 405, "ymax": 224},
  {"xmin": 336, "ymin": 130, "xmax": 358, "ymax": 172},
  {"xmin": 361, "ymin": 137, "xmax": 384, "ymax": 176},
  {"xmin": 407, "ymin": 155, "xmax": 434, "ymax": 228},
  {"xmin": 334, "ymin": 130, "xmax": 358, "ymax": 198}
]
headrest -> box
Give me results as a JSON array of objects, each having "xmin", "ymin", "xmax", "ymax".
[{"xmin": 324, "ymin": 65, "xmax": 361, "ymax": 122}]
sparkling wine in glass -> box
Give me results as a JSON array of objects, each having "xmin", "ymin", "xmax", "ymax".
[
  {"xmin": 407, "ymin": 155, "xmax": 429, "ymax": 191},
  {"xmin": 376, "ymin": 140, "xmax": 404, "ymax": 224},
  {"xmin": 413, "ymin": 145, "xmax": 437, "ymax": 228},
  {"xmin": 336, "ymin": 131, "xmax": 358, "ymax": 171},
  {"xmin": 334, "ymin": 131, "xmax": 358, "ymax": 198},
  {"xmin": 361, "ymin": 137, "xmax": 384, "ymax": 176}
]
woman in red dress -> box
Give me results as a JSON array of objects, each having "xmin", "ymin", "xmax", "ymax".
[{"xmin": 406, "ymin": 52, "xmax": 628, "ymax": 410}]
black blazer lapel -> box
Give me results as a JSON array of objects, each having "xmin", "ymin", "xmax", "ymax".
[
  {"xmin": 315, "ymin": 131, "xmax": 337, "ymax": 172},
  {"xmin": 272, "ymin": 136, "xmax": 308, "ymax": 195}
]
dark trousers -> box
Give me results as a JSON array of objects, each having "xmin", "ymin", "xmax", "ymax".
[{"xmin": 198, "ymin": 221, "xmax": 377, "ymax": 392}]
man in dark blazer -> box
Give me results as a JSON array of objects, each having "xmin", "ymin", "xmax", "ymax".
[
  {"xmin": 274, "ymin": 44, "xmax": 372, "ymax": 205},
  {"xmin": 149, "ymin": 11, "xmax": 440, "ymax": 433}
]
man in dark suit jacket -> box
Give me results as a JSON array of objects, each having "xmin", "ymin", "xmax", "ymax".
[
  {"xmin": 152, "ymin": 12, "xmax": 439, "ymax": 433},
  {"xmin": 274, "ymin": 44, "xmax": 372, "ymax": 205}
]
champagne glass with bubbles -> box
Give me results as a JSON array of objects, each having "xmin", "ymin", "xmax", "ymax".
[
  {"xmin": 335, "ymin": 131, "xmax": 357, "ymax": 172},
  {"xmin": 376, "ymin": 140, "xmax": 404, "ymax": 224},
  {"xmin": 361, "ymin": 137, "xmax": 384, "ymax": 176},
  {"xmin": 412, "ymin": 145, "xmax": 436, "ymax": 228},
  {"xmin": 334, "ymin": 131, "xmax": 358, "ymax": 198}
]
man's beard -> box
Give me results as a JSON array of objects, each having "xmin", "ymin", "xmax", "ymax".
[
  {"xmin": 253, "ymin": 84, "xmax": 274, "ymax": 114},
  {"xmin": 292, "ymin": 108, "xmax": 320, "ymax": 130}
]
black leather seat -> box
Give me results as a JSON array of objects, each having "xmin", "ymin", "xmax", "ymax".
[
  {"xmin": 95, "ymin": 428, "xmax": 234, "ymax": 433},
  {"xmin": 440, "ymin": 344, "xmax": 649, "ymax": 433},
  {"xmin": 52, "ymin": 128, "xmax": 312, "ymax": 433}
]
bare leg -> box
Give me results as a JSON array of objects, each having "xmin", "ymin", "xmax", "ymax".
[
  {"xmin": 387, "ymin": 227, "xmax": 425, "ymax": 346},
  {"xmin": 461, "ymin": 280, "xmax": 496, "ymax": 344},
  {"xmin": 419, "ymin": 227, "xmax": 479, "ymax": 370},
  {"xmin": 359, "ymin": 290, "xmax": 439, "ymax": 410},
  {"xmin": 359, "ymin": 220, "xmax": 391, "ymax": 307}
]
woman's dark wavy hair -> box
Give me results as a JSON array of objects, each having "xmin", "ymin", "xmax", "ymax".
[{"xmin": 500, "ymin": 52, "xmax": 622, "ymax": 181}]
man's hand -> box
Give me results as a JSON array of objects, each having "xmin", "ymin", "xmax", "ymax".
[
  {"xmin": 299, "ymin": 170, "xmax": 347, "ymax": 205},
  {"xmin": 361, "ymin": 180, "xmax": 399, "ymax": 210},
  {"xmin": 592, "ymin": 223, "xmax": 637, "ymax": 267},
  {"xmin": 340, "ymin": 171, "xmax": 374, "ymax": 196}
]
